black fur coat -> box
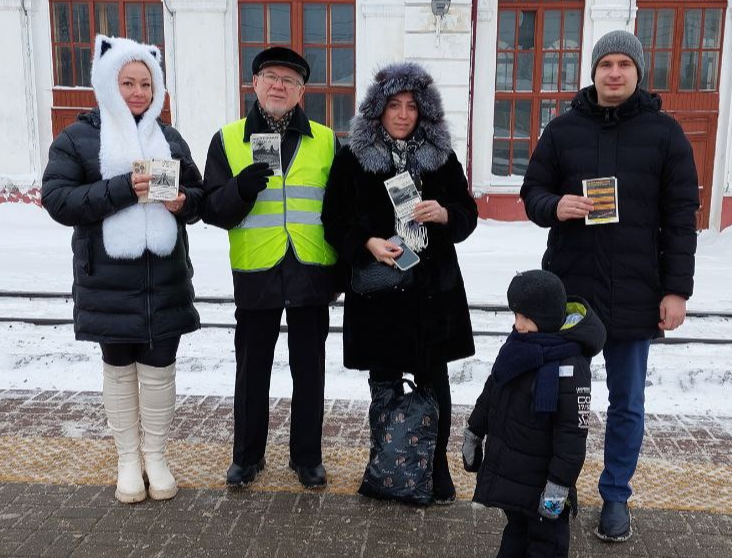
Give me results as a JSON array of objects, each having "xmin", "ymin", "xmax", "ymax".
[{"xmin": 322, "ymin": 63, "xmax": 478, "ymax": 372}]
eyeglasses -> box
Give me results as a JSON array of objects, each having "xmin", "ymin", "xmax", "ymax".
[{"xmin": 257, "ymin": 71, "xmax": 303, "ymax": 90}]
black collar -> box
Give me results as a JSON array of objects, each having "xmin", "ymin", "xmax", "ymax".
[{"xmin": 243, "ymin": 103, "xmax": 313, "ymax": 141}]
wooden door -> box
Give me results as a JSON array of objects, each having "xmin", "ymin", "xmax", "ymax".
[{"xmin": 637, "ymin": 1, "xmax": 727, "ymax": 229}]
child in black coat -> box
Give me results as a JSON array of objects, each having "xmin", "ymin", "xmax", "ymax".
[{"xmin": 462, "ymin": 270, "xmax": 606, "ymax": 557}]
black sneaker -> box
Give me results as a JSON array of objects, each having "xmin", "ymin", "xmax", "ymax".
[
  {"xmin": 288, "ymin": 460, "xmax": 327, "ymax": 488},
  {"xmin": 226, "ymin": 458, "xmax": 265, "ymax": 487},
  {"xmin": 595, "ymin": 501, "xmax": 632, "ymax": 542}
]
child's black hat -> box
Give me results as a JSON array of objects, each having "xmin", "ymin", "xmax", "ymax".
[{"xmin": 507, "ymin": 270, "xmax": 567, "ymax": 333}]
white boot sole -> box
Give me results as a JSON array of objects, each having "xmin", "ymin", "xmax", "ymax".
[
  {"xmin": 115, "ymin": 487, "xmax": 147, "ymax": 504},
  {"xmin": 148, "ymin": 484, "xmax": 178, "ymax": 501}
]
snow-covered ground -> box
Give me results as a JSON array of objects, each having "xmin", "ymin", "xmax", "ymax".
[{"xmin": 2, "ymin": 203, "xmax": 731, "ymax": 415}]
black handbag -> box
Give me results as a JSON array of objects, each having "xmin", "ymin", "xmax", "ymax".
[
  {"xmin": 358, "ymin": 379, "xmax": 439, "ymax": 505},
  {"xmin": 351, "ymin": 260, "xmax": 414, "ymax": 295}
]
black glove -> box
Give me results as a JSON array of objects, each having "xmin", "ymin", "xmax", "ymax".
[
  {"xmin": 461, "ymin": 427, "xmax": 484, "ymax": 472},
  {"xmin": 236, "ymin": 162, "xmax": 274, "ymax": 201}
]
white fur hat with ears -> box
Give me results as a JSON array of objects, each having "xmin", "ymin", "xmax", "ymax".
[
  {"xmin": 91, "ymin": 34, "xmax": 177, "ymax": 261},
  {"xmin": 91, "ymin": 34, "xmax": 166, "ymax": 122}
]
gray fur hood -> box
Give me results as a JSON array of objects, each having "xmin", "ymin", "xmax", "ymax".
[{"xmin": 349, "ymin": 62, "xmax": 452, "ymax": 174}]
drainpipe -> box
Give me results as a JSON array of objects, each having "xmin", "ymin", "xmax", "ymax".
[
  {"xmin": 162, "ymin": 0, "xmax": 179, "ymax": 125},
  {"xmin": 466, "ymin": 0, "xmax": 479, "ymax": 194},
  {"xmin": 21, "ymin": 0, "xmax": 40, "ymax": 190}
]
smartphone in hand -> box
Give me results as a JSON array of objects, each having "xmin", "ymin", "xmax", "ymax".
[{"xmin": 388, "ymin": 235, "xmax": 421, "ymax": 271}]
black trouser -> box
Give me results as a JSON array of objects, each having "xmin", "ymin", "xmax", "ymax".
[
  {"xmin": 233, "ymin": 305, "xmax": 329, "ymax": 467},
  {"xmin": 369, "ymin": 362, "xmax": 451, "ymax": 454},
  {"xmin": 100, "ymin": 337, "xmax": 180, "ymax": 367},
  {"xmin": 497, "ymin": 509, "xmax": 570, "ymax": 558}
]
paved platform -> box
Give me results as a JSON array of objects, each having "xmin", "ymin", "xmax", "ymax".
[{"xmin": 1, "ymin": 389, "xmax": 731, "ymax": 557}]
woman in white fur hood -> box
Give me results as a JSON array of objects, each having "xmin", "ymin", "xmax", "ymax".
[{"xmin": 42, "ymin": 35, "xmax": 204, "ymax": 504}]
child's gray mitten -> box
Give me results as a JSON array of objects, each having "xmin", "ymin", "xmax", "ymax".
[
  {"xmin": 461, "ymin": 427, "xmax": 484, "ymax": 472},
  {"xmin": 538, "ymin": 481, "xmax": 569, "ymax": 519}
]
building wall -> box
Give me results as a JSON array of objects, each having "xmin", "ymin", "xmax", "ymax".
[
  {"xmin": 709, "ymin": 3, "xmax": 732, "ymax": 230},
  {"xmin": 358, "ymin": 0, "xmax": 472, "ymax": 166},
  {"xmin": 165, "ymin": 0, "xmax": 234, "ymax": 167},
  {"xmin": 2, "ymin": 0, "xmax": 732, "ymax": 229},
  {"xmin": 0, "ymin": 0, "xmax": 41, "ymax": 190},
  {"xmin": 470, "ymin": 0, "xmax": 732, "ymax": 230}
]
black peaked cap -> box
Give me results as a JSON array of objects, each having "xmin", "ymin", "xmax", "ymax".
[{"xmin": 252, "ymin": 47, "xmax": 310, "ymax": 83}]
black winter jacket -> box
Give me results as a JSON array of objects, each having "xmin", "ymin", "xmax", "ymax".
[
  {"xmin": 521, "ymin": 87, "xmax": 699, "ymax": 340},
  {"xmin": 322, "ymin": 146, "xmax": 478, "ymax": 372},
  {"xmin": 469, "ymin": 299, "xmax": 606, "ymax": 516},
  {"xmin": 42, "ymin": 110, "xmax": 203, "ymax": 343}
]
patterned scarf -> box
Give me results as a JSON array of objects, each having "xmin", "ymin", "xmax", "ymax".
[
  {"xmin": 257, "ymin": 100, "xmax": 295, "ymax": 136},
  {"xmin": 379, "ymin": 126, "xmax": 425, "ymax": 188},
  {"xmin": 380, "ymin": 126, "xmax": 428, "ymax": 252}
]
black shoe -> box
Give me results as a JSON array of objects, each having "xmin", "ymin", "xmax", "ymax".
[
  {"xmin": 288, "ymin": 459, "xmax": 327, "ymax": 488},
  {"xmin": 226, "ymin": 458, "xmax": 265, "ymax": 487},
  {"xmin": 432, "ymin": 451, "xmax": 456, "ymax": 505},
  {"xmin": 595, "ymin": 501, "xmax": 632, "ymax": 542}
]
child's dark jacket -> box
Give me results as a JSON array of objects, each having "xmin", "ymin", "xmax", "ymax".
[{"xmin": 469, "ymin": 297, "xmax": 606, "ymax": 516}]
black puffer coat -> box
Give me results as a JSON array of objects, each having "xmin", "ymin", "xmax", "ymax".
[
  {"xmin": 322, "ymin": 147, "xmax": 477, "ymax": 372},
  {"xmin": 469, "ymin": 299, "xmax": 606, "ymax": 516},
  {"xmin": 521, "ymin": 87, "xmax": 699, "ymax": 340},
  {"xmin": 42, "ymin": 110, "xmax": 203, "ymax": 343}
]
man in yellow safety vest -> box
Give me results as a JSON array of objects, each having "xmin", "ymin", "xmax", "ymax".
[{"xmin": 202, "ymin": 47, "xmax": 339, "ymax": 489}]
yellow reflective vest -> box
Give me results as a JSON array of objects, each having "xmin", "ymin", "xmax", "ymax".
[{"xmin": 221, "ymin": 118, "xmax": 337, "ymax": 272}]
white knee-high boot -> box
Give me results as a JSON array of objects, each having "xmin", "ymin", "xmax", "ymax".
[
  {"xmin": 102, "ymin": 362, "xmax": 146, "ymax": 503},
  {"xmin": 137, "ymin": 362, "xmax": 178, "ymax": 500}
]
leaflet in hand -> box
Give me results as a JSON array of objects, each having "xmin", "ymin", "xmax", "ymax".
[
  {"xmin": 133, "ymin": 158, "xmax": 180, "ymax": 203},
  {"xmin": 582, "ymin": 176, "xmax": 619, "ymax": 225},
  {"xmin": 251, "ymin": 133, "xmax": 283, "ymax": 176},
  {"xmin": 384, "ymin": 172, "xmax": 422, "ymax": 223}
]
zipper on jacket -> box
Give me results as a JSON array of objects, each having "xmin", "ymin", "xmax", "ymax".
[{"xmin": 145, "ymin": 250, "xmax": 153, "ymax": 349}]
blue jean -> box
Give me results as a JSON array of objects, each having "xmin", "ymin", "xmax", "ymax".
[{"xmin": 598, "ymin": 338, "xmax": 652, "ymax": 502}]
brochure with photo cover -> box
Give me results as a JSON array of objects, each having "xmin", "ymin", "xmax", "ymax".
[
  {"xmin": 251, "ymin": 133, "xmax": 283, "ymax": 176},
  {"xmin": 384, "ymin": 171, "xmax": 422, "ymax": 223},
  {"xmin": 582, "ymin": 176, "xmax": 619, "ymax": 225},
  {"xmin": 132, "ymin": 158, "xmax": 180, "ymax": 203}
]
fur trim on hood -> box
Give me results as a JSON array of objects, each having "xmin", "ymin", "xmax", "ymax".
[
  {"xmin": 349, "ymin": 62, "xmax": 452, "ymax": 174},
  {"xmin": 92, "ymin": 34, "xmax": 177, "ymax": 260}
]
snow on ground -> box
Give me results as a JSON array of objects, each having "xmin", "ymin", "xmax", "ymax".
[{"xmin": 1, "ymin": 203, "xmax": 731, "ymax": 415}]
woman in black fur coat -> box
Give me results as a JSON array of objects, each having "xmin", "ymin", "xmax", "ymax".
[{"xmin": 322, "ymin": 62, "xmax": 478, "ymax": 503}]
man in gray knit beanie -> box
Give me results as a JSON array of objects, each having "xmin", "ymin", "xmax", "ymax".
[
  {"xmin": 591, "ymin": 30, "xmax": 645, "ymax": 83},
  {"xmin": 521, "ymin": 25, "xmax": 699, "ymax": 548},
  {"xmin": 590, "ymin": 30, "xmax": 645, "ymax": 108}
]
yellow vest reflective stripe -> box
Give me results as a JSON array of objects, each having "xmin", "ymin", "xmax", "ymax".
[{"xmin": 221, "ymin": 117, "xmax": 337, "ymax": 271}]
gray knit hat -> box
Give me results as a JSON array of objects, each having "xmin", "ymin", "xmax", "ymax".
[
  {"xmin": 591, "ymin": 30, "xmax": 644, "ymax": 83},
  {"xmin": 507, "ymin": 270, "xmax": 567, "ymax": 333}
]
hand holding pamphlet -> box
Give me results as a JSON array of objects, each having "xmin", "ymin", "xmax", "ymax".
[
  {"xmin": 582, "ymin": 176, "xmax": 619, "ymax": 225},
  {"xmin": 251, "ymin": 133, "xmax": 283, "ymax": 176},
  {"xmin": 133, "ymin": 158, "xmax": 180, "ymax": 203}
]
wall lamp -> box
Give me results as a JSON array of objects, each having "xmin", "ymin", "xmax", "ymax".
[{"xmin": 431, "ymin": 0, "xmax": 451, "ymax": 46}]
